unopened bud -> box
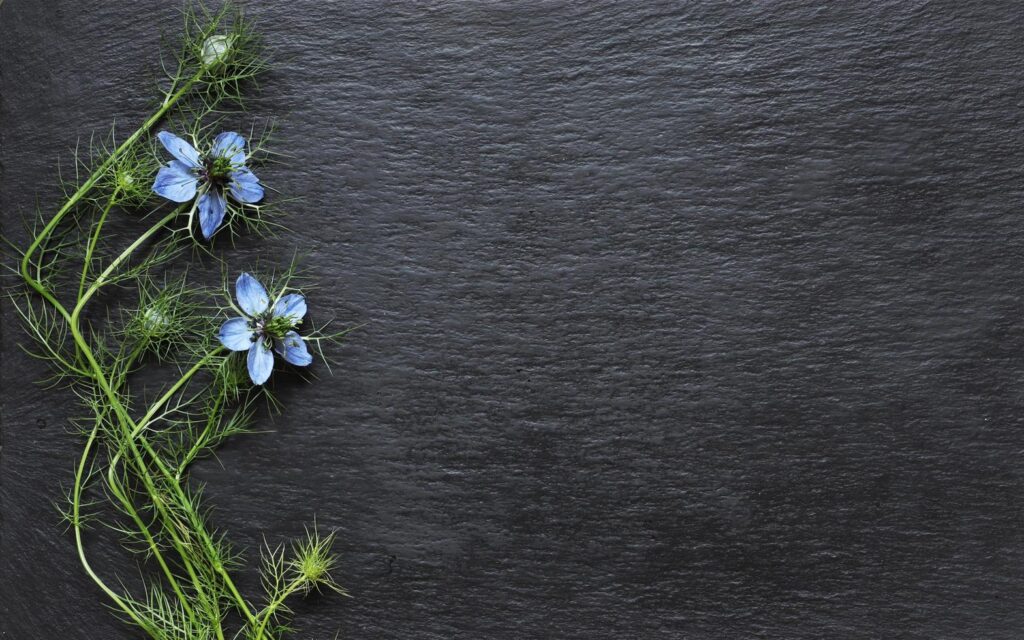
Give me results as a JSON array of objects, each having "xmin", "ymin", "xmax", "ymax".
[
  {"xmin": 142, "ymin": 307, "xmax": 171, "ymax": 335},
  {"xmin": 201, "ymin": 35, "xmax": 234, "ymax": 68}
]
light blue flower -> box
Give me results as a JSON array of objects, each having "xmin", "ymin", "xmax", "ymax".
[
  {"xmin": 152, "ymin": 131, "xmax": 264, "ymax": 239},
  {"xmin": 218, "ymin": 272, "xmax": 312, "ymax": 385}
]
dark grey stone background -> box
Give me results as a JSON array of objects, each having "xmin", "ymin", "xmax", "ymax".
[{"xmin": 3, "ymin": 1, "xmax": 1024, "ymax": 638}]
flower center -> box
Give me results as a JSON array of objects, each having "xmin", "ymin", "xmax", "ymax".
[
  {"xmin": 202, "ymin": 155, "xmax": 233, "ymax": 188},
  {"xmin": 251, "ymin": 313, "xmax": 297, "ymax": 341}
]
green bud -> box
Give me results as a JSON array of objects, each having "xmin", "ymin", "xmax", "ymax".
[
  {"xmin": 201, "ymin": 34, "xmax": 234, "ymax": 68},
  {"xmin": 115, "ymin": 168, "xmax": 137, "ymax": 192},
  {"xmin": 142, "ymin": 307, "xmax": 172, "ymax": 337}
]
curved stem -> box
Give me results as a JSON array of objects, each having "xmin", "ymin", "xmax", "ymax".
[
  {"xmin": 72, "ymin": 346, "xmax": 204, "ymax": 633},
  {"xmin": 74, "ymin": 209, "xmax": 180, "ymax": 316},
  {"xmin": 68, "ymin": 210, "xmax": 262, "ymax": 633},
  {"xmin": 135, "ymin": 348, "xmax": 224, "ymax": 434},
  {"xmin": 104, "ymin": 457, "xmax": 202, "ymax": 627},
  {"xmin": 253, "ymin": 581, "xmax": 302, "ymax": 639},
  {"xmin": 63, "ymin": 209, "xmax": 232, "ymax": 633},
  {"xmin": 78, "ymin": 187, "xmax": 119, "ymax": 299},
  {"xmin": 71, "ymin": 420, "xmax": 155, "ymax": 635},
  {"xmin": 20, "ymin": 67, "xmax": 204, "ymax": 293},
  {"xmin": 17, "ymin": 29, "xmax": 281, "ymax": 638}
]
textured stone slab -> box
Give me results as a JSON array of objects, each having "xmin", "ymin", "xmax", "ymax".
[{"xmin": 3, "ymin": 1, "xmax": 1024, "ymax": 638}]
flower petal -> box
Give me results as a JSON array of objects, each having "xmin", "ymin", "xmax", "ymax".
[
  {"xmin": 247, "ymin": 339, "xmax": 275, "ymax": 385},
  {"xmin": 157, "ymin": 131, "xmax": 201, "ymax": 169},
  {"xmin": 236, "ymin": 272, "xmax": 270, "ymax": 316},
  {"xmin": 274, "ymin": 331, "xmax": 313, "ymax": 367},
  {"xmin": 218, "ymin": 317, "xmax": 254, "ymax": 351},
  {"xmin": 212, "ymin": 131, "xmax": 247, "ymax": 166},
  {"xmin": 228, "ymin": 167, "xmax": 264, "ymax": 204},
  {"xmin": 152, "ymin": 161, "xmax": 198, "ymax": 202},
  {"xmin": 272, "ymin": 293, "xmax": 307, "ymax": 323},
  {"xmin": 198, "ymin": 189, "xmax": 227, "ymax": 239}
]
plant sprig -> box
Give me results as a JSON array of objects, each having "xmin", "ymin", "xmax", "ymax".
[{"xmin": 9, "ymin": 4, "xmax": 349, "ymax": 639}]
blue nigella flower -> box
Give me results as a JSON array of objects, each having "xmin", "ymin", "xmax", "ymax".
[
  {"xmin": 152, "ymin": 131, "xmax": 264, "ymax": 239},
  {"xmin": 218, "ymin": 272, "xmax": 313, "ymax": 385}
]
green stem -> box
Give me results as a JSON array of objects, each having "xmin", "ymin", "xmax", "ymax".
[
  {"xmin": 105, "ymin": 350, "xmax": 227, "ymax": 619},
  {"xmin": 20, "ymin": 67, "xmax": 204, "ymax": 296},
  {"xmin": 69, "ymin": 209, "xmax": 262, "ymax": 633},
  {"xmin": 101, "ymin": 378, "xmax": 218, "ymax": 627},
  {"xmin": 135, "ymin": 349, "xmax": 224, "ymax": 434},
  {"xmin": 73, "ymin": 345, "xmax": 204, "ymax": 633},
  {"xmin": 71, "ymin": 419, "xmax": 155, "ymax": 636},
  {"xmin": 104, "ymin": 459, "xmax": 202, "ymax": 627},
  {"xmin": 17, "ymin": 36, "xmax": 278, "ymax": 639},
  {"xmin": 253, "ymin": 580, "xmax": 303, "ymax": 639},
  {"xmin": 18, "ymin": 66, "xmax": 201, "ymax": 378},
  {"xmin": 138, "ymin": 431, "xmax": 262, "ymax": 630},
  {"xmin": 178, "ymin": 391, "xmax": 226, "ymax": 477},
  {"xmin": 78, "ymin": 187, "xmax": 119, "ymax": 300},
  {"xmin": 74, "ymin": 209, "xmax": 179, "ymax": 315},
  {"xmin": 65, "ymin": 211, "xmax": 231, "ymax": 633}
]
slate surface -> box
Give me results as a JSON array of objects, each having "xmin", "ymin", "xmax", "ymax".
[{"xmin": 3, "ymin": 1, "xmax": 1024, "ymax": 638}]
